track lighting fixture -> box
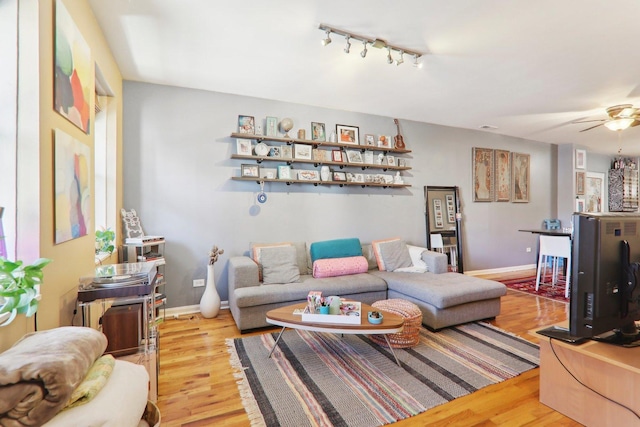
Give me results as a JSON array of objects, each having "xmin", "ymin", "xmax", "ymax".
[
  {"xmin": 321, "ymin": 30, "xmax": 332, "ymax": 46},
  {"xmin": 318, "ymin": 24, "xmax": 423, "ymax": 68},
  {"xmin": 360, "ymin": 40, "xmax": 368, "ymax": 58}
]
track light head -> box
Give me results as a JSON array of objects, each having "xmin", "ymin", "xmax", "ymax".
[
  {"xmin": 321, "ymin": 30, "xmax": 332, "ymax": 46},
  {"xmin": 413, "ymin": 54, "xmax": 422, "ymax": 68},
  {"xmin": 344, "ymin": 35, "xmax": 351, "ymax": 54},
  {"xmin": 395, "ymin": 51, "xmax": 404, "ymax": 66},
  {"xmin": 360, "ymin": 41, "xmax": 368, "ymax": 58},
  {"xmin": 386, "ymin": 47, "xmax": 393, "ymax": 64}
]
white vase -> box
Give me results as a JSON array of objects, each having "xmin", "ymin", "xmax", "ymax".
[{"xmin": 200, "ymin": 264, "xmax": 221, "ymax": 318}]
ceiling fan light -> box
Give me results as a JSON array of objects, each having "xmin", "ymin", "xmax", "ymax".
[{"xmin": 605, "ymin": 118, "xmax": 635, "ymax": 131}]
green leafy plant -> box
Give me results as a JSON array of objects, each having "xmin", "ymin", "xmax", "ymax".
[
  {"xmin": 0, "ymin": 257, "xmax": 52, "ymax": 326},
  {"xmin": 95, "ymin": 227, "xmax": 115, "ymax": 255}
]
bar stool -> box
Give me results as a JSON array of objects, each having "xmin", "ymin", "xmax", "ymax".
[
  {"xmin": 430, "ymin": 234, "xmax": 458, "ymax": 270},
  {"xmin": 535, "ymin": 235, "xmax": 571, "ymax": 297}
]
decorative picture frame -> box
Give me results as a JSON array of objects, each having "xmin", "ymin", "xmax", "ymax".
[
  {"xmin": 576, "ymin": 171, "xmax": 586, "ymax": 195},
  {"xmin": 386, "ymin": 155, "xmax": 396, "ymax": 166},
  {"xmin": 266, "ymin": 117, "xmax": 278, "ymax": 137},
  {"xmin": 494, "ymin": 149, "xmax": 511, "ymax": 202},
  {"xmin": 398, "ymin": 158, "xmax": 406, "ymax": 167},
  {"xmin": 446, "ymin": 194, "xmax": 456, "ymax": 224},
  {"xmin": 585, "ymin": 172, "xmax": 605, "ymax": 213},
  {"xmin": 277, "ymin": 165, "xmax": 291, "ymax": 180},
  {"xmin": 238, "ymin": 115, "xmax": 255, "ymax": 134},
  {"xmin": 346, "ymin": 150, "xmax": 363, "ymax": 164},
  {"xmin": 280, "ymin": 145, "xmax": 292, "ymax": 159},
  {"xmin": 294, "ymin": 144, "xmax": 312, "ymax": 160},
  {"xmin": 576, "ymin": 198, "xmax": 585, "ymax": 212},
  {"xmin": 511, "ymin": 152, "xmax": 530, "ymax": 203},
  {"xmin": 355, "ymin": 173, "xmax": 364, "ymax": 183},
  {"xmin": 298, "ymin": 170, "xmax": 319, "ymax": 181},
  {"xmin": 575, "ymin": 149, "xmax": 587, "ymax": 170},
  {"xmin": 332, "ymin": 150, "xmax": 343, "ymax": 162},
  {"xmin": 378, "ymin": 135, "xmax": 392, "ymax": 149},
  {"xmin": 433, "ymin": 199, "xmax": 444, "ymax": 229},
  {"xmin": 241, "ymin": 164, "xmax": 259, "ymax": 178},
  {"xmin": 311, "ymin": 122, "xmax": 326, "ymax": 142},
  {"xmin": 336, "ymin": 124, "xmax": 359, "ymax": 145},
  {"xmin": 312, "ymin": 148, "xmax": 325, "ymax": 161},
  {"xmin": 363, "ymin": 151, "xmax": 374, "ymax": 164},
  {"xmin": 236, "ymin": 139, "xmax": 252, "ymax": 156},
  {"xmin": 259, "ymin": 168, "xmax": 277, "ymax": 179},
  {"xmin": 333, "ymin": 171, "xmax": 347, "ymax": 181},
  {"xmin": 472, "ymin": 147, "xmax": 494, "ymax": 202},
  {"xmin": 364, "ymin": 134, "xmax": 376, "ymax": 146}
]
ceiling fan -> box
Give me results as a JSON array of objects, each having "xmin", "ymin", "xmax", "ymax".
[{"xmin": 573, "ymin": 104, "xmax": 640, "ymax": 132}]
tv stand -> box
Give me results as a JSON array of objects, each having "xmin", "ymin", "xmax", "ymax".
[
  {"xmin": 593, "ymin": 327, "xmax": 640, "ymax": 348},
  {"xmin": 536, "ymin": 325, "xmax": 640, "ymax": 426}
]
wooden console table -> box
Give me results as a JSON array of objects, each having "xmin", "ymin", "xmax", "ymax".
[{"xmin": 537, "ymin": 331, "xmax": 640, "ymax": 426}]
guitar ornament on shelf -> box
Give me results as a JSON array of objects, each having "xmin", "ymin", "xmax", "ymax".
[{"xmin": 393, "ymin": 119, "xmax": 406, "ymax": 149}]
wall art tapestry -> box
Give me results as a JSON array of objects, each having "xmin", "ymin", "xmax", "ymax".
[
  {"xmin": 511, "ymin": 152, "xmax": 530, "ymax": 203},
  {"xmin": 472, "ymin": 147, "xmax": 494, "ymax": 202},
  {"xmin": 494, "ymin": 149, "xmax": 511, "ymax": 201},
  {"xmin": 54, "ymin": 129, "xmax": 91, "ymax": 244},
  {"xmin": 55, "ymin": 0, "xmax": 92, "ymax": 134}
]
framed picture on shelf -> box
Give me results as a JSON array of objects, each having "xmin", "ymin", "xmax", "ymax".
[
  {"xmin": 241, "ymin": 164, "xmax": 259, "ymax": 178},
  {"xmin": 576, "ymin": 198, "xmax": 585, "ymax": 212},
  {"xmin": 472, "ymin": 147, "xmax": 494, "ymax": 202},
  {"xmin": 387, "ymin": 155, "xmax": 396, "ymax": 166},
  {"xmin": 259, "ymin": 168, "xmax": 277, "ymax": 179},
  {"xmin": 346, "ymin": 150, "xmax": 363, "ymax": 164},
  {"xmin": 576, "ymin": 171, "xmax": 585, "ymax": 195},
  {"xmin": 311, "ymin": 122, "xmax": 326, "ymax": 142},
  {"xmin": 336, "ymin": 124, "xmax": 359, "ymax": 145},
  {"xmin": 269, "ymin": 146, "xmax": 280, "ymax": 158},
  {"xmin": 363, "ymin": 151, "xmax": 374, "ymax": 164},
  {"xmin": 312, "ymin": 148, "xmax": 325, "ymax": 161},
  {"xmin": 294, "ymin": 144, "xmax": 312, "ymax": 160},
  {"xmin": 332, "ymin": 150, "xmax": 343, "ymax": 162},
  {"xmin": 511, "ymin": 152, "xmax": 530, "ymax": 203},
  {"xmin": 355, "ymin": 173, "xmax": 364, "ymax": 183},
  {"xmin": 266, "ymin": 117, "xmax": 278, "ymax": 137},
  {"xmin": 364, "ymin": 134, "xmax": 376, "ymax": 146},
  {"xmin": 378, "ymin": 135, "xmax": 392, "ymax": 149},
  {"xmin": 236, "ymin": 139, "xmax": 252, "ymax": 156},
  {"xmin": 277, "ymin": 165, "xmax": 291, "ymax": 180},
  {"xmin": 494, "ymin": 149, "xmax": 510, "ymax": 202},
  {"xmin": 238, "ymin": 115, "xmax": 255, "ymax": 134},
  {"xmin": 575, "ymin": 149, "xmax": 587, "ymax": 170},
  {"xmin": 333, "ymin": 171, "xmax": 347, "ymax": 181},
  {"xmin": 280, "ymin": 145, "xmax": 292, "ymax": 159},
  {"xmin": 298, "ymin": 170, "xmax": 319, "ymax": 181},
  {"xmin": 398, "ymin": 158, "xmax": 406, "ymax": 167}
]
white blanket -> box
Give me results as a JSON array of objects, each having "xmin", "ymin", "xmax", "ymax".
[{"xmin": 43, "ymin": 360, "xmax": 149, "ymax": 427}]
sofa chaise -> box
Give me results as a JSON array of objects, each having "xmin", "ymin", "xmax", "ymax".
[{"xmin": 228, "ymin": 239, "xmax": 507, "ymax": 332}]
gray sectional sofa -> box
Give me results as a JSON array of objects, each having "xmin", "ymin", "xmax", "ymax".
[{"xmin": 227, "ymin": 242, "xmax": 507, "ymax": 332}]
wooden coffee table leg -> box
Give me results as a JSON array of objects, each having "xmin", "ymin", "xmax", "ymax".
[
  {"xmin": 382, "ymin": 334, "xmax": 401, "ymax": 367},
  {"xmin": 268, "ymin": 326, "xmax": 287, "ymax": 358}
]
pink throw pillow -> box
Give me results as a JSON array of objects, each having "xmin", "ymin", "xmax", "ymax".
[{"xmin": 312, "ymin": 256, "xmax": 368, "ymax": 278}]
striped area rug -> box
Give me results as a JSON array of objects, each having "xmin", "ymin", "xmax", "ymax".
[{"xmin": 227, "ymin": 322, "xmax": 539, "ymax": 426}]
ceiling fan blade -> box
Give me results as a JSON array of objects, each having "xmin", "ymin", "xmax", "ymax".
[
  {"xmin": 572, "ymin": 119, "xmax": 606, "ymax": 124},
  {"xmin": 631, "ymin": 119, "xmax": 640, "ymax": 128},
  {"xmin": 580, "ymin": 123, "xmax": 605, "ymax": 132}
]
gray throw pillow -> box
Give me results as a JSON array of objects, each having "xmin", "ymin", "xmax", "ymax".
[
  {"xmin": 379, "ymin": 240, "xmax": 413, "ymax": 271},
  {"xmin": 260, "ymin": 246, "xmax": 300, "ymax": 284}
]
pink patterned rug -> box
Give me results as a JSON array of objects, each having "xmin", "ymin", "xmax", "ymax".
[{"xmin": 500, "ymin": 275, "xmax": 569, "ymax": 303}]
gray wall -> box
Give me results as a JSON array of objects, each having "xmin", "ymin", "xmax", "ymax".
[{"xmin": 123, "ymin": 81, "xmax": 557, "ymax": 308}]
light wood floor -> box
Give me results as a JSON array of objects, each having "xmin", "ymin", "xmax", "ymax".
[{"xmin": 156, "ymin": 269, "xmax": 581, "ymax": 426}]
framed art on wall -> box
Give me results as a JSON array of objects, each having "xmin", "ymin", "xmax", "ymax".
[
  {"xmin": 472, "ymin": 147, "xmax": 494, "ymax": 202},
  {"xmin": 311, "ymin": 122, "xmax": 326, "ymax": 142},
  {"xmin": 336, "ymin": 124, "xmax": 359, "ymax": 145},
  {"xmin": 238, "ymin": 115, "xmax": 255, "ymax": 134},
  {"xmin": 241, "ymin": 164, "xmax": 260, "ymax": 178},
  {"xmin": 266, "ymin": 117, "xmax": 278, "ymax": 137},
  {"xmin": 575, "ymin": 149, "xmax": 587, "ymax": 170},
  {"xmin": 585, "ymin": 172, "xmax": 605, "ymax": 212},
  {"xmin": 511, "ymin": 152, "xmax": 530, "ymax": 203},
  {"xmin": 345, "ymin": 150, "xmax": 363, "ymax": 164},
  {"xmin": 236, "ymin": 139, "xmax": 251, "ymax": 156},
  {"xmin": 494, "ymin": 149, "xmax": 511, "ymax": 201},
  {"xmin": 576, "ymin": 171, "xmax": 585, "ymax": 195},
  {"xmin": 294, "ymin": 144, "xmax": 312, "ymax": 160},
  {"xmin": 332, "ymin": 150, "xmax": 343, "ymax": 162}
]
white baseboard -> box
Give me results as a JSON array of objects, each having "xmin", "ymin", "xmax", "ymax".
[
  {"xmin": 164, "ymin": 301, "xmax": 230, "ymax": 319},
  {"xmin": 465, "ymin": 264, "xmax": 536, "ymax": 277}
]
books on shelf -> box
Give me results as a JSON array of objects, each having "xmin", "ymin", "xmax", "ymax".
[{"xmin": 125, "ymin": 235, "xmax": 165, "ymax": 245}]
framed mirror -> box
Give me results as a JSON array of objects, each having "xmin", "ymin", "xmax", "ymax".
[{"xmin": 424, "ymin": 186, "xmax": 464, "ymax": 272}]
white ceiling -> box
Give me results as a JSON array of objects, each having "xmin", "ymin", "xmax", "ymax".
[{"xmin": 88, "ymin": 0, "xmax": 640, "ymax": 156}]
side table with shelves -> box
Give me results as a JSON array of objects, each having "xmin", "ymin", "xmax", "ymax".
[{"xmin": 231, "ymin": 132, "xmax": 412, "ymax": 188}]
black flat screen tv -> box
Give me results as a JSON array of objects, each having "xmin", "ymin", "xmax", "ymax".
[{"xmin": 570, "ymin": 212, "xmax": 640, "ymax": 347}]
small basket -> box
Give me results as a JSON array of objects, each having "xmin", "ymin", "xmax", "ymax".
[{"xmin": 370, "ymin": 299, "xmax": 422, "ymax": 349}]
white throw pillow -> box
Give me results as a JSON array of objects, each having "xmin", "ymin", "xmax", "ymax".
[{"xmin": 406, "ymin": 245, "xmax": 429, "ymax": 270}]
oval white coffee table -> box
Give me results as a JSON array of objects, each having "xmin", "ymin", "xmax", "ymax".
[{"xmin": 266, "ymin": 302, "xmax": 405, "ymax": 366}]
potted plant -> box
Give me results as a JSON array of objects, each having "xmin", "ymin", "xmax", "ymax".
[
  {"xmin": 0, "ymin": 257, "xmax": 52, "ymax": 326},
  {"xmin": 95, "ymin": 227, "xmax": 115, "ymax": 255}
]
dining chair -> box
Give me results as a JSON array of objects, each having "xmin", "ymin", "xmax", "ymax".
[
  {"xmin": 535, "ymin": 234, "xmax": 571, "ymax": 298},
  {"xmin": 430, "ymin": 233, "xmax": 458, "ymax": 270}
]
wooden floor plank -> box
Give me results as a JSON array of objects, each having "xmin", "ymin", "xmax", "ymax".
[{"xmin": 156, "ymin": 269, "xmax": 582, "ymax": 426}]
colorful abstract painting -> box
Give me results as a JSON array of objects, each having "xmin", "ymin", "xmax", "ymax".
[
  {"xmin": 55, "ymin": 129, "xmax": 91, "ymax": 244},
  {"xmin": 55, "ymin": 0, "xmax": 92, "ymax": 134}
]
